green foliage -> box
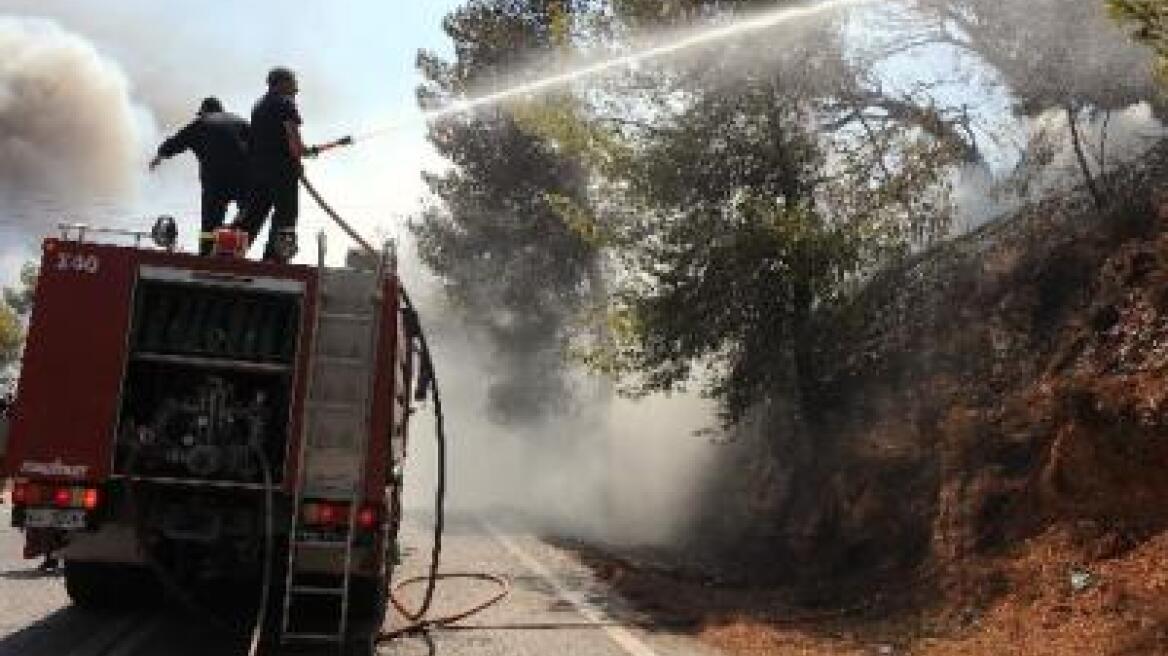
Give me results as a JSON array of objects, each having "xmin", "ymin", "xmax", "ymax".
[
  {"xmin": 0, "ymin": 305, "xmax": 20, "ymax": 373},
  {"xmin": 414, "ymin": 0, "xmax": 600, "ymax": 423},
  {"xmin": 577, "ymin": 70, "xmax": 960, "ymax": 421},
  {"xmin": 3, "ymin": 262, "xmax": 37, "ymax": 317},
  {"xmin": 1110, "ymin": 0, "xmax": 1168, "ymax": 82},
  {"xmin": 0, "ymin": 262, "xmax": 36, "ymax": 374},
  {"xmin": 415, "ymin": 0, "xmax": 977, "ymax": 424}
]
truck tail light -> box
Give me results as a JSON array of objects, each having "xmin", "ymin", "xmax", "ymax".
[
  {"xmin": 302, "ymin": 501, "xmax": 348, "ymax": 528},
  {"xmin": 12, "ymin": 483, "xmax": 99, "ymax": 510},
  {"xmin": 53, "ymin": 487, "xmax": 72, "ymax": 508},
  {"xmin": 357, "ymin": 505, "xmax": 378, "ymax": 530},
  {"xmin": 12, "ymin": 481, "xmax": 32, "ymax": 505},
  {"xmin": 318, "ymin": 503, "xmax": 342, "ymax": 526},
  {"xmin": 81, "ymin": 488, "xmax": 100, "ymax": 510},
  {"xmin": 301, "ymin": 501, "xmax": 379, "ymax": 531}
]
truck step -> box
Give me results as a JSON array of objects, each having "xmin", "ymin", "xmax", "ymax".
[
  {"xmin": 293, "ymin": 538, "xmax": 350, "ymax": 549},
  {"xmin": 281, "ymin": 632, "xmax": 345, "ymax": 643},
  {"xmin": 319, "ymin": 312, "xmax": 374, "ymax": 323},
  {"xmin": 290, "ymin": 585, "xmax": 346, "ymax": 596},
  {"xmin": 319, "ymin": 269, "xmax": 379, "ymax": 316},
  {"xmin": 314, "ymin": 355, "xmax": 369, "ymax": 368},
  {"xmin": 306, "ymin": 400, "xmax": 365, "ymax": 411}
]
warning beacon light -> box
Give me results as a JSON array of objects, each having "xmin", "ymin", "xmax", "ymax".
[
  {"xmin": 211, "ymin": 227, "xmax": 250, "ymax": 258},
  {"xmin": 150, "ymin": 215, "xmax": 178, "ymax": 250}
]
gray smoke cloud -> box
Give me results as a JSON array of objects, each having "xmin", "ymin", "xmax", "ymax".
[
  {"xmin": 399, "ymin": 284, "xmax": 721, "ymax": 547},
  {"xmin": 0, "ymin": 16, "xmax": 149, "ymax": 224}
]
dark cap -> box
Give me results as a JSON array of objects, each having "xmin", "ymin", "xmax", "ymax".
[
  {"xmin": 198, "ymin": 97, "xmax": 223, "ymax": 114},
  {"xmin": 266, "ymin": 67, "xmax": 297, "ymax": 87}
]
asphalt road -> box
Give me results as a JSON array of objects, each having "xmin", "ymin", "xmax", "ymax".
[{"xmin": 0, "ymin": 504, "xmax": 721, "ymax": 656}]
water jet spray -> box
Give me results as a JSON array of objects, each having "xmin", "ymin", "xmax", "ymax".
[{"xmin": 348, "ymin": 0, "xmax": 870, "ymax": 144}]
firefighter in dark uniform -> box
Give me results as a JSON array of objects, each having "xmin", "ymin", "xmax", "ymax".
[
  {"xmin": 150, "ymin": 97, "xmax": 251, "ymax": 255},
  {"xmin": 233, "ymin": 67, "xmax": 317, "ymax": 262}
]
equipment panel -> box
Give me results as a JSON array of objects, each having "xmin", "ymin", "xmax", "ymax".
[{"xmin": 113, "ymin": 271, "xmax": 304, "ymax": 485}]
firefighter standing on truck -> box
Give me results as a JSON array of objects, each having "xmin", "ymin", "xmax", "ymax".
[
  {"xmin": 233, "ymin": 67, "xmax": 317, "ymax": 262},
  {"xmin": 150, "ymin": 97, "xmax": 250, "ymax": 255}
]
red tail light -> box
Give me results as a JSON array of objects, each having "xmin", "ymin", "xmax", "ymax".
[
  {"xmin": 357, "ymin": 505, "xmax": 378, "ymax": 530},
  {"xmin": 12, "ymin": 482, "xmax": 99, "ymax": 510},
  {"xmin": 53, "ymin": 487, "xmax": 72, "ymax": 508},
  {"xmin": 11, "ymin": 482, "xmax": 30, "ymax": 505},
  {"xmin": 301, "ymin": 501, "xmax": 379, "ymax": 529},
  {"xmin": 318, "ymin": 503, "xmax": 342, "ymax": 526},
  {"xmin": 81, "ymin": 488, "xmax": 100, "ymax": 511},
  {"xmin": 302, "ymin": 501, "xmax": 349, "ymax": 527}
]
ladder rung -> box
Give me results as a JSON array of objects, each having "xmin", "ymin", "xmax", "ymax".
[
  {"xmin": 290, "ymin": 585, "xmax": 346, "ymax": 596},
  {"xmin": 282, "ymin": 632, "xmax": 345, "ymax": 643},
  {"xmin": 306, "ymin": 400, "xmax": 365, "ymax": 411},
  {"xmin": 320, "ymin": 312, "xmax": 374, "ymax": 323},
  {"xmin": 294, "ymin": 538, "xmax": 349, "ymax": 548},
  {"xmin": 315, "ymin": 355, "xmax": 369, "ymax": 367}
]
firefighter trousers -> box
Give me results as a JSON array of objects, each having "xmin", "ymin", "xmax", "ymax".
[
  {"xmin": 234, "ymin": 173, "xmax": 299, "ymax": 261},
  {"xmin": 201, "ymin": 184, "xmax": 247, "ymax": 256}
]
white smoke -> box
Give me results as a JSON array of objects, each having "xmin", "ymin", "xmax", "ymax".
[
  {"xmin": 400, "ymin": 288, "xmax": 721, "ymax": 547},
  {"xmin": 948, "ymin": 102, "xmax": 1167, "ymax": 234},
  {"xmin": 1026, "ymin": 102, "xmax": 1165, "ymax": 179}
]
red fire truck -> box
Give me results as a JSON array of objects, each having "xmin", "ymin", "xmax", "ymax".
[{"xmin": 2, "ymin": 221, "xmax": 416, "ymax": 652}]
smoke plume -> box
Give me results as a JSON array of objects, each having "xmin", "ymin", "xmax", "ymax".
[
  {"xmin": 0, "ymin": 17, "xmax": 147, "ymax": 222},
  {"xmin": 398, "ymin": 286, "xmax": 721, "ymax": 547}
]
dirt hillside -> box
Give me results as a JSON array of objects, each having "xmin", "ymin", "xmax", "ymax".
[{"xmin": 581, "ymin": 152, "xmax": 1168, "ymax": 655}]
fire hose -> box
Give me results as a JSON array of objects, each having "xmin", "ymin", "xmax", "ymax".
[{"xmin": 128, "ymin": 166, "xmax": 508, "ymax": 653}]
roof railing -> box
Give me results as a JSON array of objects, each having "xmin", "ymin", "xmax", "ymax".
[{"xmin": 57, "ymin": 217, "xmax": 179, "ymax": 251}]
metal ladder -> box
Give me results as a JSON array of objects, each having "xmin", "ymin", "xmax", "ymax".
[{"xmin": 280, "ymin": 234, "xmax": 383, "ymax": 647}]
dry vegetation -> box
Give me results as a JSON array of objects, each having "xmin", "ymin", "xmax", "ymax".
[{"xmin": 573, "ymin": 152, "xmax": 1168, "ymax": 655}]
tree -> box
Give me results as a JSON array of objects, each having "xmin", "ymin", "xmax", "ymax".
[
  {"xmin": 905, "ymin": 0, "xmax": 1158, "ymax": 113},
  {"xmin": 0, "ymin": 306, "xmax": 20, "ymax": 373},
  {"xmin": 414, "ymin": 0, "xmax": 600, "ymax": 424},
  {"xmin": 499, "ymin": 1, "xmax": 963, "ymax": 422},
  {"xmin": 0, "ymin": 262, "xmax": 37, "ymax": 378},
  {"xmin": 588, "ymin": 73, "xmax": 958, "ymax": 422},
  {"xmin": 902, "ymin": 0, "xmax": 1164, "ymax": 208},
  {"xmin": 4, "ymin": 262, "xmax": 37, "ymax": 317},
  {"xmin": 1110, "ymin": 0, "xmax": 1168, "ymax": 82},
  {"xmin": 415, "ymin": 0, "xmax": 976, "ymax": 423}
]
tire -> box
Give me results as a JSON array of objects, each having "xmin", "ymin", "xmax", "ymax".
[{"xmin": 64, "ymin": 561, "xmax": 160, "ymax": 610}]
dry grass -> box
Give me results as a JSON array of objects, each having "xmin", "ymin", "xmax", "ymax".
[{"xmin": 580, "ymin": 526, "xmax": 1168, "ymax": 656}]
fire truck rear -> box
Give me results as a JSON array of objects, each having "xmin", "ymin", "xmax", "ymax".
[{"xmin": 1, "ymin": 223, "xmax": 415, "ymax": 651}]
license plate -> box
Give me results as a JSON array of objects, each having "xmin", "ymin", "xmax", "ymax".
[{"xmin": 25, "ymin": 508, "xmax": 87, "ymax": 530}]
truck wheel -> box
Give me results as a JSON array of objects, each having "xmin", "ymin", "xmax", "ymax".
[{"xmin": 64, "ymin": 561, "xmax": 159, "ymax": 609}]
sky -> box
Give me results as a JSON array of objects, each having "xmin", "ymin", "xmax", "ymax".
[
  {"xmin": 1, "ymin": 0, "xmax": 1161, "ymax": 285},
  {"xmin": 0, "ymin": 0, "xmax": 465, "ymax": 281}
]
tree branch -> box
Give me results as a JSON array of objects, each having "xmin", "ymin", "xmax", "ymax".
[{"xmin": 1066, "ymin": 104, "xmax": 1105, "ymax": 211}]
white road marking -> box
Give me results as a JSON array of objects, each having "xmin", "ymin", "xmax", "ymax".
[
  {"xmin": 64, "ymin": 612, "xmax": 142, "ymax": 656},
  {"xmin": 483, "ymin": 521, "xmax": 662, "ymax": 656}
]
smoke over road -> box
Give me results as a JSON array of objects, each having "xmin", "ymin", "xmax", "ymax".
[{"xmin": 0, "ymin": 17, "xmax": 148, "ymax": 229}]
